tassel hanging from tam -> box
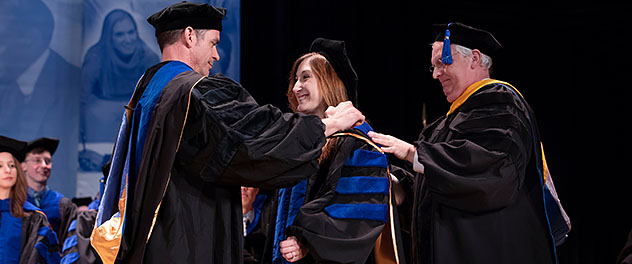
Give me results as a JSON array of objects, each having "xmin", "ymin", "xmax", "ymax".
[{"xmin": 441, "ymin": 23, "xmax": 453, "ymax": 64}]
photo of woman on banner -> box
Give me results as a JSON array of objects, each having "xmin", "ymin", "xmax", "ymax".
[
  {"xmin": 79, "ymin": 8, "xmax": 159, "ymax": 172},
  {"xmin": 81, "ymin": 9, "xmax": 159, "ymax": 144}
]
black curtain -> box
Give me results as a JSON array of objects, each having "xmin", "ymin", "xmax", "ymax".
[{"xmin": 241, "ymin": 1, "xmax": 628, "ymax": 263}]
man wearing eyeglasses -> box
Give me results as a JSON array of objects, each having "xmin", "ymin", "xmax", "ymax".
[
  {"xmin": 22, "ymin": 137, "xmax": 77, "ymax": 250},
  {"xmin": 368, "ymin": 22, "xmax": 561, "ymax": 264}
]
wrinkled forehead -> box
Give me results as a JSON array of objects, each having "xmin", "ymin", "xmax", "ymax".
[{"xmin": 431, "ymin": 42, "xmax": 444, "ymax": 61}]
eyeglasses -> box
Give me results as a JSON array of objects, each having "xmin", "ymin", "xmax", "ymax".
[{"xmin": 25, "ymin": 158, "xmax": 53, "ymax": 165}]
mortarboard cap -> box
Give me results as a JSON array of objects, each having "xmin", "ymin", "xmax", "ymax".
[
  {"xmin": 147, "ymin": 1, "xmax": 226, "ymax": 33},
  {"xmin": 26, "ymin": 137, "xmax": 60, "ymax": 156},
  {"xmin": 433, "ymin": 22, "xmax": 502, "ymax": 64},
  {"xmin": 0, "ymin": 135, "xmax": 28, "ymax": 162},
  {"xmin": 309, "ymin": 38, "xmax": 359, "ymax": 106}
]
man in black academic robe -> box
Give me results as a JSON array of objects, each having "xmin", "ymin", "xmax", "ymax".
[
  {"xmin": 90, "ymin": 2, "xmax": 364, "ymax": 264},
  {"xmin": 369, "ymin": 23, "xmax": 559, "ymax": 264}
]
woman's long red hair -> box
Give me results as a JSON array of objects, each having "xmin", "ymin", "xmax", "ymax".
[
  {"xmin": 9, "ymin": 155, "xmax": 27, "ymax": 217},
  {"xmin": 287, "ymin": 53, "xmax": 349, "ymax": 163}
]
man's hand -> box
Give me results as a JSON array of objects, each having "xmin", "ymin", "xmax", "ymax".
[
  {"xmin": 368, "ymin": 131, "xmax": 416, "ymax": 163},
  {"xmin": 280, "ymin": 236, "xmax": 308, "ymax": 262},
  {"xmin": 322, "ymin": 101, "xmax": 364, "ymax": 136}
]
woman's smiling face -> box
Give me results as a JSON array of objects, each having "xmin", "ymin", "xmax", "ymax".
[
  {"xmin": 292, "ymin": 57, "xmax": 327, "ymax": 117},
  {"xmin": 0, "ymin": 152, "xmax": 17, "ymax": 192}
]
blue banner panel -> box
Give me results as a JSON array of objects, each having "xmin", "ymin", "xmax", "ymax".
[
  {"xmin": 0, "ymin": 0, "xmax": 82, "ymax": 198},
  {"xmin": 0, "ymin": 0, "xmax": 240, "ymax": 198}
]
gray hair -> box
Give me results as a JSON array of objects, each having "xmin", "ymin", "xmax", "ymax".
[{"xmin": 453, "ymin": 44, "xmax": 493, "ymax": 70}]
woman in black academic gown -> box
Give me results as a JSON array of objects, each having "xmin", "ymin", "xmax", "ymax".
[
  {"xmin": 0, "ymin": 135, "xmax": 60, "ymax": 264},
  {"xmin": 273, "ymin": 39, "xmax": 404, "ymax": 264}
]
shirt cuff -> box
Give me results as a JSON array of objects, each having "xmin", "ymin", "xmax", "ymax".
[{"xmin": 413, "ymin": 150, "xmax": 425, "ymax": 173}]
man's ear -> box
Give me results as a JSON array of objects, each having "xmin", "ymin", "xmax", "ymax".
[
  {"xmin": 470, "ymin": 49, "xmax": 482, "ymax": 69},
  {"xmin": 183, "ymin": 26, "xmax": 196, "ymax": 48}
]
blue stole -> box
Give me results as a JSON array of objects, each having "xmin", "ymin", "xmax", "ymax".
[
  {"xmin": 0, "ymin": 199, "xmax": 22, "ymax": 264},
  {"xmin": 1, "ymin": 200, "xmax": 60, "ymax": 264},
  {"xmin": 272, "ymin": 179, "xmax": 308, "ymax": 264},
  {"xmin": 27, "ymin": 188, "xmax": 64, "ymax": 234},
  {"xmin": 245, "ymin": 194, "xmax": 267, "ymax": 236}
]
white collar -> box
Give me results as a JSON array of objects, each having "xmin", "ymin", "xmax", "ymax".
[{"xmin": 244, "ymin": 209, "xmax": 255, "ymax": 222}]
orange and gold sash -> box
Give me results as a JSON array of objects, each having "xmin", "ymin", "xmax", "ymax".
[{"xmin": 447, "ymin": 79, "xmax": 521, "ymax": 116}]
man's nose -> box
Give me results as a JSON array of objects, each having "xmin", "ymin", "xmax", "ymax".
[
  {"xmin": 213, "ymin": 47, "xmax": 221, "ymax": 62},
  {"xmin": 432, "ymin": 68, "xmax": 442, "ymax": 79}
]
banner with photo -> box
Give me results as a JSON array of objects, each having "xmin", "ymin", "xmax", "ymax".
[{"xmin": 0, "ymin": 0, "xmax": 240, "ymax": 199}]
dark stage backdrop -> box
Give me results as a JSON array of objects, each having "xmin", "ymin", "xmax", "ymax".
[{"xmin": 241, "ymin": 1, "xmax": 628, "ymax": 263}]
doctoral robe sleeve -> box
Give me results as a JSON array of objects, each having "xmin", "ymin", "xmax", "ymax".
[
  {"xmin": 288, "ymin": 136, "xmax": 389, "ymax": 264},
  {"xmin": 416, "ymin": 100, "xmax": 533, "ymax": 213},
  {"xmin": 60, "ymin": 210, "xmax": 99, "ymax": 264},
  {"xmin": 20, "ymin": 212, "xmax": 61, "ymax": 264},
  {"xmin": 176, "ymin": 74, "xmax": 326, "ymax": 189},
  {"xmin": 56, "ymin": 197, "xmax": 77, "ymax": 247}
]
